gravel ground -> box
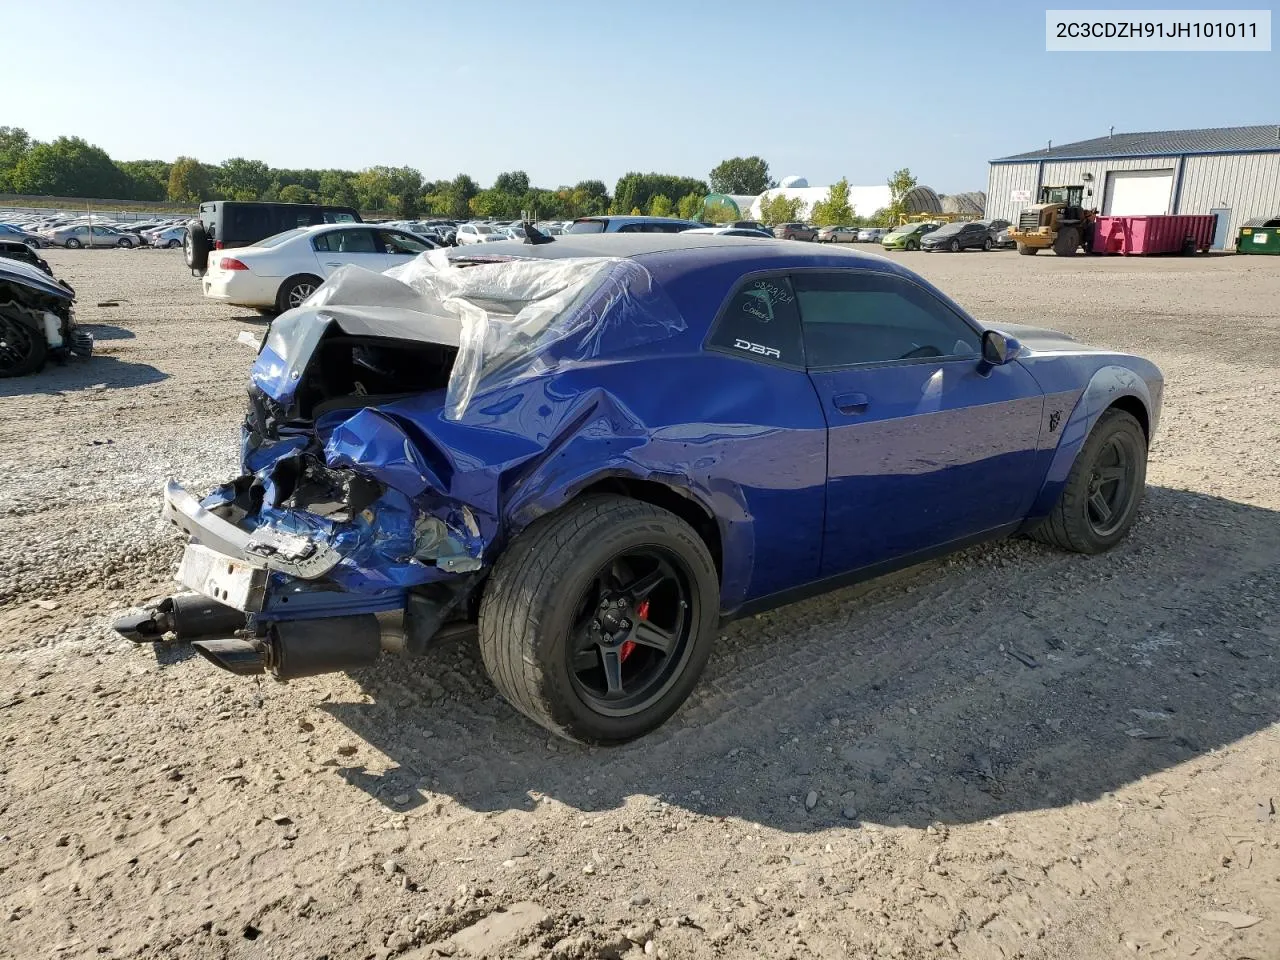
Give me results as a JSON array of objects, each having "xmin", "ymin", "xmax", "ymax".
[{"xmin": 1, "ymin": 246, "xmax": 1278, "ymax": 960}]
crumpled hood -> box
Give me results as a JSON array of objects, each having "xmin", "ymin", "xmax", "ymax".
[{"xmin": 0, "ymin": 257, "xmax": 73, "ymax": 301}]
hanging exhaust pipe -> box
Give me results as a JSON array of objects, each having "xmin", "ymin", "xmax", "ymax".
[
  {"xmin": 191, "ymin": 638, "xmax": 267, "ymax": 675},
  {"xmin": 266, "ymin": 615, "xmax": 382, "ymax": 679},
  {"xmin": 114, "ymin": 593, "xmax": 247, "ymax": 644},
  {"xmin": 189, "ymin": 615, "xmax": 383, "ymax": 679}
]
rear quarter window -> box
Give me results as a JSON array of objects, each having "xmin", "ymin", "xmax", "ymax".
[{"xmin": 706, "ymin": 276, "xmax": 805, "ymax": 368}]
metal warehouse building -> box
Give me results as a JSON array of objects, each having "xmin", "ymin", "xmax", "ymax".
[{"xmin": 987, "ymin": 125, "xmax": 1280, "ymax": 250}]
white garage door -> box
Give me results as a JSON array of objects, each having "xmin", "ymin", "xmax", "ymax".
[{"xmin": 1102, "ymin": 169, "xmax": 1173, "ymax": 215}]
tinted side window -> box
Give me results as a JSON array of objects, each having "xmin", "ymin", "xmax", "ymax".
[
  {"xmin": 326, "ymin": 228, "xmax": 378, "ymax": 253},
  {"xmin": 280, "ymin": 207, "xmax": 322, "ymax": 232},
  {"xmin": 793, "ymin": 272, "xmax": 980, "ymax": 368},
  {"xmin": 707, "ymin": 276, "xmax": 804, "ymax": 367},
  {"xmin": 379, "ymin": 230, "xmax": 429, "ymax": 254},
  {"xmin": 226, "ymin": 205, "xmax": 273, "ymax": 243}
]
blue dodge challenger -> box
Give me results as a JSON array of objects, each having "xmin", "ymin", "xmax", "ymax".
[{"xmin": 117, "ymin": 233, "xmax": 1162, "ymax": 744}]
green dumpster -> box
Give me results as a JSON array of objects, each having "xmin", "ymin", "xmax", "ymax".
[{"xmin": 1238, "ymin": 216, "xmax": 1280, "ymax": 255}]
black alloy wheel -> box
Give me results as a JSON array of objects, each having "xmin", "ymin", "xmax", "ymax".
[
  {"xmin": 567, "ymin": 548, "xmax": 695, "ymax": 717},
  {"xmin": 1084, "ymin": 432, "xmax": 1140, "ymax": 537}
]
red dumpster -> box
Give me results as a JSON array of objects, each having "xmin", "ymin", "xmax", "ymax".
[{"xmin": 1090, "ymin": 214, "xmax": 1218, "ymax": 255}]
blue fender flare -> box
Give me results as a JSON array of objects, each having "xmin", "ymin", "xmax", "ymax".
[{"xmin": 1025, "ymin": 365, "xmax": 1155, "ymax": 522}]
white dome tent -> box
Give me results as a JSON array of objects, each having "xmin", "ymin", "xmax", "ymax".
[{"xmin": 745, "ymin": 175, "xmax": 892, "ymax": 222}]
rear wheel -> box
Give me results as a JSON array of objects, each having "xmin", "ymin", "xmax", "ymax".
[
  {"xmin": 165, "ymin": 238, "xmax": 181, "ymax": 249},
  {"xmin": 906, "ymin": 239, "xmax": 919, "ymax": 251},
  {"xmin": 1017, "ymin": 242, "xmax": 1037, "ymax": 256},
  {"xmin": 478, "ymin": 495, "xmax": 719, "ymax": 744},
  {"xmin": 116, "ymin": 237, "xmax": 133, "ymax": 248},
  {"xmin": 275, "ymin": 275, "xmax": 322, "ymax": 312},
  {"xmin": 1031, "ymin": 409, "xmax": 1147, "ymax": 554},
  {"xmin": 64, "ymin": 238, "xmax": 82, "ymax": 249},
  {"xmin": 1052, "ymin": 226, "xmax": 1080, "ymax": 257}
]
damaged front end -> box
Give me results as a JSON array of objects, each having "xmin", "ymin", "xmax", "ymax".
[
  {"xmin": 0, "ymin": 257, "xmax": 91, "ymax": 378},
  {"xmin": 117, "ymin": 250, "xmax": 681, "ymax": 680}
]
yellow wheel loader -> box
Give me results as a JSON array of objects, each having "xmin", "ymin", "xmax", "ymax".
[{"xmin": 1008, "ymin": 185, "xmax": 1096, "ymax": 256}]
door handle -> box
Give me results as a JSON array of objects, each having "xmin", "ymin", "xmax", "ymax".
[
  {"xmin": 324, "ymin": 261, "xmax": 343, "ymax": 267},
  {"xmin": 833, "ymin": 391, "xmax": 869, "ymax": 415}
]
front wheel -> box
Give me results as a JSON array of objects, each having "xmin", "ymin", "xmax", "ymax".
[
  {"xmin": 478, "ymin": 495, "xmax": 720, "ymax": 744},
  {"xmin": 1053, "ymin": 226, "xmax": 1080, "ymax": 257},
  {"xmin": 949, "ymin": 239, "xmax": 960, "ymax": 252},
  {"xmin": 983, "ymin": 238, "xmax": 993, "ymax": 251},
  {"xmin": 1017, "ymin": 242, "xmax": 1037, "ymax": 256},
  {"xmin": 1031, "ymin": 409, "xmax": 1147, "ymax": 554}
]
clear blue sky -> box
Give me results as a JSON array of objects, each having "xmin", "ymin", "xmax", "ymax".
[{"xmin": 8, "ymin": 0, "xmax": 1275, "ymax": 192}]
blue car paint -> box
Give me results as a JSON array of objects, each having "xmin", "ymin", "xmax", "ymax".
[
  {"xmin": 810, "ymin": 357, "xmax": 1046, "ymax": 576},
  {"xmin": 213, "ymin": 236, "xmax": 1162, "ymax": 634}
]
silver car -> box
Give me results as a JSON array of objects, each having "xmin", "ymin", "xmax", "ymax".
[
  {"xmin": 46, "ymin": 224, "xmax": 142, "ymax": 249},
  {"xmin": 146, "ymin": 225, "xmax": 189, "ymax": 249},
  {"xmin": 856, "ymin": 227, "xmax": 888, "ymax": 243}
]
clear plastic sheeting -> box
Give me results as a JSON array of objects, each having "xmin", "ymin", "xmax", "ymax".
[
  {"xmin": 386, "ymin": 250, "xmax": 682, "ymax": 419},
  {"xmin": 260, "ymin": 251, "xmax": 684, "ymax": 421}
]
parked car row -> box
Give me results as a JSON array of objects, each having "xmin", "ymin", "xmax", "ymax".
[
  {"xmin": 881, "ymin": 219, "xmax": 1012, "ymax": 252},
  {"xmin": 0, "ymin": 211, "xmax": 191, "ymax": 249},
  {"xmin": 817, "ymin": 226, "xmax": 890, "ymax": 243}
]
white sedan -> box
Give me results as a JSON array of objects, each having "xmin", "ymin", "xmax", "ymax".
[
  {"xmin": 201, "ymin": 223, "xmax": 439, "ymax": 312},
  {"xmin": 455, "ymin": 223, "xmax": 507, "ymax": 245}
]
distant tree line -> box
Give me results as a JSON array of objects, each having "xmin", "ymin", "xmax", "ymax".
[
  {"xmin": 0, "ymin": 133, "xmax": 919, "ymax": 227},
  {"xmin": 0, "ymin": 126, "xmax": 717, "ymax": 220}
]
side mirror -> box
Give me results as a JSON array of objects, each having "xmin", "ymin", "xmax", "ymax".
[{"xmin": 980, "ymin": 329, "xmax": 1020, "ymax": 367}]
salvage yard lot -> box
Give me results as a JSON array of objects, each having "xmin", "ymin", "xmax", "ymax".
[{"xmin": 1, "ymin": 247, "xmax": 1278, "ymax": 959}]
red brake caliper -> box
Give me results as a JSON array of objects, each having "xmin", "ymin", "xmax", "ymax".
[{"xmin": 620, "ymin": 600, "xmax": 649, "ymax": 662}]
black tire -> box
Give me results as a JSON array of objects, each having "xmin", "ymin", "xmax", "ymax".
[
  {"xmin": 275, "ymin": 275, "xmax": 322, "ymax": 313},
  {"xmin": 949, "ymin": 239, "xmax": 960, "ymax": 252},
  {"xmin": 1052, "ymin": 226, "xmax": 1080, "ymax": 257},
  {"xmin": 478, "ymin": 494, "xmax": 720, "ymax": 744},
  {"xmin": 983, "ymin": 238, "xmax": 993, "ymax": 251},
  {"xmin": 1017, "ymin": 243, "xmax": 1037, "ymax": 256},
  {"xmin": 64, "ymin": 238, "xmax": 82, "ymax": 249},
  {"xmin": 165, "ymin": 238, "xmax": 181, "ymax": 249},
  {"xmin": 184, "ymin": 219, "xmax": 210, "ymax": 272},
  {"xmin": 906, "ymin": 239, "xmax": 919, "ymax": 251},
  {"xmin": 116, "ymin": 237, "xmax": 133, "ymax": 248},
  {"xmin": 0, "ymin": 308, "xmax": 50, "ymax": 378},
  {"xmin": 1031, "ymin": 409, "xmax": 1147, "ymax": 554}
]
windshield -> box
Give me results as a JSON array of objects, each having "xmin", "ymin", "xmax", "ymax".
[
  {"xmin": 256, "ymin": 228, "xmax": 309, "ymax": 248},
  {"xmin": 567, "ymin": 219, "xmax": 607, "ymax": 234}
]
